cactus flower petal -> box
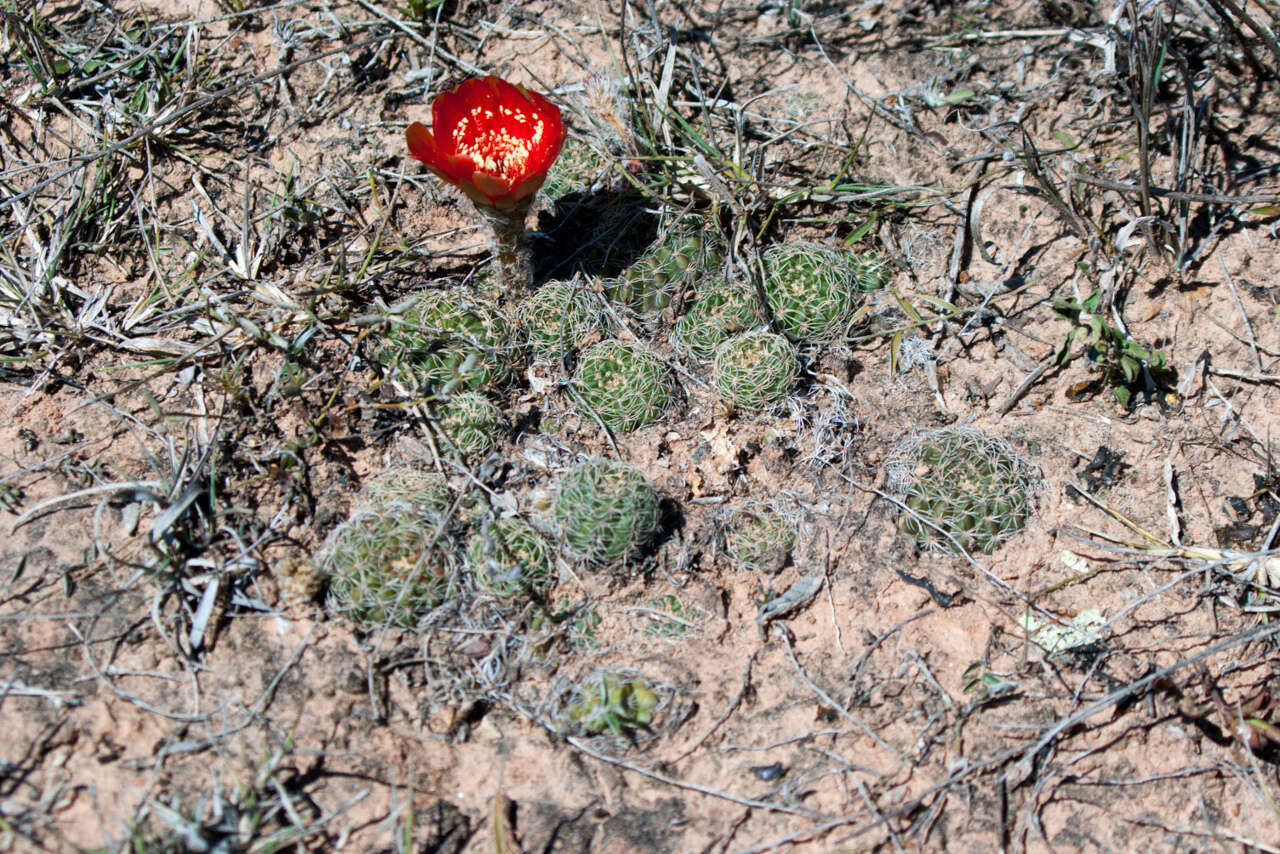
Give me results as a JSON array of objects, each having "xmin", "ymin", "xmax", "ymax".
[{"xmin": 406, "ymin": 76, "xmax": 566, "ymax": 211}]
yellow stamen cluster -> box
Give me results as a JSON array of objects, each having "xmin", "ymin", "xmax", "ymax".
[{"xmin": 452, "ymin": 104, "xmax": 547, "ymax": 179}]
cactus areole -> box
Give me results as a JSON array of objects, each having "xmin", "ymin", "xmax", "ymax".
[{"xmin": 407, "ymin": 76, "xmax": 566, "ymax": 290}]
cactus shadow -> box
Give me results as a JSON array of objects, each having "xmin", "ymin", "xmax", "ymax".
[{"xmin": 532, "ymin": 189, "xmax": 658, "ymax": 283}]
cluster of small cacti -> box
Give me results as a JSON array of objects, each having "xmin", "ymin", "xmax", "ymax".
[
  {"xmin": 517, "ymin": 278, "xmax": 606, "ymax": 356},
  {"xmin": 322, "ymin": 503, "xmax": 461, "ymax": 629},
  {"xmin": 570, "ymin": 340, "xmax": 676, "ymax": 431},
  {"xmin": 760, "ymin": 242, "xmax": 863, "ymax": 343},
  {"xmin": 670, "ymin": 277, "xmax": 767, "ymax": 360},
  {"xmin": 725, "ymin": 505, "xmax": 796, "ymax": 573},
  {"xmin": 886, "ymin": 426, "xmax": 1040, "ymax": 554},
  {"xmin": 437, "ymin": 391, "xmax": 507, "ymax": 459},
  {"xmin": 604, "ymin": 218, "xmax": 722, "ymax": 316},
  {"xmin": 465, "ymin": 515, "xmax": 555, "ymax": 600},
  {"xmin": 566, "ymin": 670, "xmax": 659, "ymax": 735},
  {"xmin": 554, "ymin": 458, "xmax": 660, "ymax": 565},
  {"xmin": 712, "ymin": 331, "xmax": 799, "ymax": 410},
  {"xmin": 378, "ymin": 290, "xmax": 519, "ymax": 396}
]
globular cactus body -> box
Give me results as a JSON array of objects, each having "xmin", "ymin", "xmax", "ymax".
[
  {"xmin": 761, "ymin": 243, "xmax": 863, "ymax": 344},
  {"xmin": 605, "ymin": 220, "xmax": 722, "ymax": 316},
  {"xmin": 554, "ymin": 458, "xmax": 660, "ymax": 565},
  {"xmin": 466, "ymin": 516, "xmax": 554, "ymax": 600},
  {"xmin": 323, "ymin": 505, "xmax": 461, "ymax": 629},
  {"xmin": 438, "ymin": 392, "xmax": 506, "ymax": 458},
  {"xmin": 886, "ymin": 427, "xmax": 1040, "ymax": 554},
  {"xmin": 570, "ymin": 340, "xmax": 676, "ymax": 431},
  {"xmin": 567, "ymin": 671, "xmax": 659, "ymax": 735},
  {"xmin": 518, "ymin": 278, "xmax": 605, "ymax": 357},
  {"xmin": 671, "ymin": 277, "xmax": 767, "ymax": 361},
  {"xmin": 725, "ymin": 506, "xmax": 796, "ymax": 574},
  {"xmin": 379, "ymin": 290, "xmax": 519, "ymax": 395},
  {"xmin": 712, "ymin": 331, "xmax": 799, "ymax": 409}
]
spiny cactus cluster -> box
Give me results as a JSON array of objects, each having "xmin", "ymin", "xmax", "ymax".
[
  {"xmin": 570, "ymin": 340, "xmax": 676, "ymax": 431},
  {"xmin": 322, "ymin": 503, "xmax": 461, "ymax": 629},
  {"xmin": 725, "ymin": 505, "xmax": 796, "ymax": 573},
  {"xmin": 518, "ymin": 278, "xmax": 606, "ymax": 357},
  {"xmin": 712, "ymin": 331, "xmax": 799, "ymax": 410},
  {"xmin": 886, "ymin": 426, "xmax": 1040, "ymax": 555},
  {"xmin": 554, "ymin": 458, "xmax": 660, "ymax": 565},
  {"xmin": 671, "ymin": 277, "xmax": 767, "ymax": 360},
  {"xmin": 378, "ymin": 290, "xmax": 519, "ymax": 395},
  {"xmin": 605, "ymin": 218, "xmax": 722, "ymax": 316},
  {"xmin": 761, "ymin": 243, "xmax": 863, "ymax": 344},
  {"xmin": 465, "ymin": 515, "xmax": 555, "ymax": 600},
  {"xmin": 437, "ymin": 391, "xmax": 507, "ymax": 459},
  {"xmin": 566, "ymin": 670, "xmax": 660, "ymax": 735}
]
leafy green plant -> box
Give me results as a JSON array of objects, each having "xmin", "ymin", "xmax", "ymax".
[
  {"xmin": 761, "ymin": 243, "xmax": 864, "ymax": 343},
  {"xmin": 712, "ymin": 331, "xmax": 799, "ymax": 410},
  {"xmin": 569, "ymin": 340, "xmax": 676, "ymax": 431},
  {"xmin": 438, "ymin": 392, "xmax": 506, "ymax": 458},
  {"xmin": 1052, "ymin": 289, "xmax": 1174, "ymax": 407},
  {"xmin": 322, "ymin": 504, "xmax": 461, "ymax": 629},
  {"xmin": 517, "ymin": 278, "xmax": 606, "ymax": 357},
  {"xmin": 567, "ymin": 671, "xmax": 659, "ymax": 735},
  {"xmin": 554, "ymin": 458, "xmax": 660, "ymax": 565},
  {"xmin": 886, "ymin": 427, "xmax": 1041, "ymax": 555},
  {"xmin": 670, "ymin": 277, "xmax": 767, "ymax": 361},
  {"xmin": 466, "ymin": 516, "xmax": 555, "ymax": 600},
  {"xmin": 378, "ymin": 290, "xmax": 519, "ymax": 396},
  {"xmin": 604, "ymin": 218, "xmax": 722, "ymax": 316},
  {"xmin": 725, "ymin": 505, "xmax": 796, "ymax": 573}
]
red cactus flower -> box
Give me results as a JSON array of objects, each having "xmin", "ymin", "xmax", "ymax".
[{"xmin": 406, "ymin": 76, "xmax": 566, "ymax": 211}]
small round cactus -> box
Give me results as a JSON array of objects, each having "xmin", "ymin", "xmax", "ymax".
[
  {"xmin": 566, "ymin": 670, "xmax": 660, "ymax": 736},
  {"xmin": 437, "ymin": 392, "xmax": 506, "ymax": 458},
  {"xmin": 712, "ymin": 331, "xmax": 799, "ymax": 409},
  {"xmin": 517, "ymin": 278, "xmax": 606, "ymax": 357},
  {"xmin": 378, "ymin": 290, "xmax": 519, "ymax": 395},
  {"xmin": 605, "ymin": 218, "xmax": 722, "ymax": 316},
  {"xmin": 465, "ymin": 516, "xmax": 555, "ymax": 600},
  {"xmin": 671, "ymin": 277, "xmax": 767, "ymax": 361},
  {"xmin": 570, "ymin": 340, "xmax": 676, "ymax": 431},
  {"xmin": 761, "ymin": 243, "xmax": 862, "ymax": 343},
  {"xmin": 554, "ymin": 458, "xmax": 660, "ymax": 565},
  {"xmin": 886, "ymin": 427, "xmax": 1041, "ymax": 555},
  {"xmin": 725, "ymin": 506, "xmax": 796, "ymax": 574},
  {"xmin": 322, "ymin": 505, "xmax": 461, "ymax": 629}
]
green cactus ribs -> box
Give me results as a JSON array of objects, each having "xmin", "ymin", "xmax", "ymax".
[
  {"xmin": 554, "ymin": 458, "xmax": 660, "ymax": 566},
  {"xmin": 761, "ymin": 242, "xmax": 866, "ymax": 344},
  {"xmin": 671, "ymin": 277, "xmax": 767, "ymax": 361},
  {"xmin": 437, "ymin": 392, "xmax": 507, "ymax": 459},
  {"xmin": 377, "ymin": 290, "xmax": 520, "ymax": 396},
  {"xmin": 570, "ymin": 340, "xmax": 676, "ymax": 431},
  {"xmin": 605, "ymin": 217, "xmax": 723, "ymax": 317},
  {"xmin": 322, "ymin": 503, "xmax": 461, "ymax": 629},
  {"xmin": 712, "ymin": 331, "xmax": 799, "ymax": 410},
  {"xmin": 517, "ymin": 278, "xmax": 606, "ymax": 357},
  {"xmin": 886, "ymin": 427, "xmax": 1041, "ymax": 555}
]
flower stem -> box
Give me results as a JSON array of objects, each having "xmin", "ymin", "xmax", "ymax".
[{"xmin": 478, "ymin": 203, "xmax": 533, "ymax": 294}]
